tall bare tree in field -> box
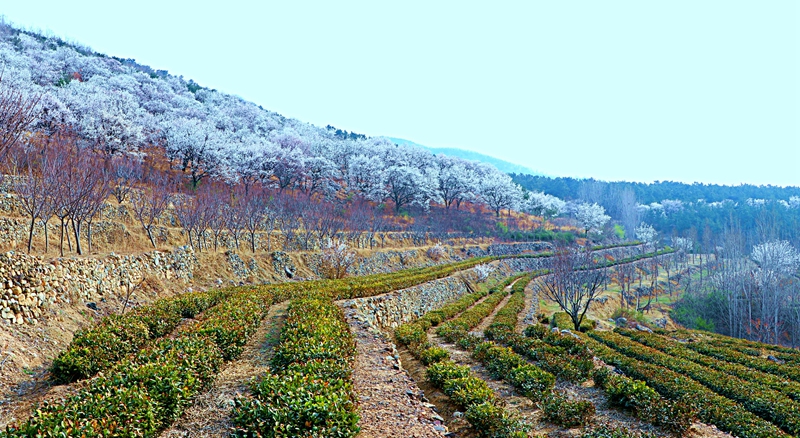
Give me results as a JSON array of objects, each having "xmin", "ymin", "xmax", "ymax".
[{"xmin": 537, "ymin": 245, "xmax": 608, "ymax": 331}]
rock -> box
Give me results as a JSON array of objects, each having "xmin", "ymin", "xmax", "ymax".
[
  {"xmin": 452, "ymin": 411, "xmax": 464, "ymax": 418},
  {"xmin": 561, "ymin": 329, "xmax": 581, "ymax": 339},
  {"xmin": 86, "ymin": 302, "xmax": 98, "ymax": 311},
  {"xmin": 551, "ymin": 327, "xmax": 561, "ymax": 335},
  {"xmin": 615, "ymin": 317, "xmax": 628, "ymax": 327},
  {"xmin": 635, "ymin": 324, "xmax": 653, "ymax": 333},
  {"xmin": 653, "ymin": 318, "xmax": 667, "ymax": 328},
  {"xmin": 768, "ymin": 355, "xmax": 785, "ymax": 364}
]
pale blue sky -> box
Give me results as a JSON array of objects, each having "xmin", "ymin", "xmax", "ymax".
[{"xmin": 2, "ymin": 1, "xmax": 798, "ymax": 186}]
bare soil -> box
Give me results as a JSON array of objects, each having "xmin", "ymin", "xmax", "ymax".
[{"xmin": 347, "ymin": 317, "xmax": 446, "ymax": 438}]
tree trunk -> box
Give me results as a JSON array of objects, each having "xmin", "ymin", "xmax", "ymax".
[
  {"xmin": 27, "ymin": 217, "xmax": 35, "ymax": 254},
  {"xmin": 146, "ymin": 226, "xmax": 156, "ymax": 248}
]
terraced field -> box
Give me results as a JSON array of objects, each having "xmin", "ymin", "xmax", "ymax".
[{"xmin": 6, "ymin": 243, "xmax": 789, "ymax": 438}]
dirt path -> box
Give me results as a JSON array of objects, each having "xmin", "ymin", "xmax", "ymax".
[
  {"xmin": 517, "ymin": 278, "xmax": 537, "ymax": 332},
  {"xmin": 159, "ymin": 300, "xmax": 289, "ymax": 438},
  {"xmin": 471, "ymin": 293, "xmax": 512, "ymax": 337},
  {"xmin": 346, "ymin": 313, "xmax": 446, "ymax": 438}
]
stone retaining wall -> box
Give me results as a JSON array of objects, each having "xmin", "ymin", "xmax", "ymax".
[
  {"xmin": 0, "ymin": 247, "xmax": 197, "ymax": 325},
  {"xmin": 339, "ymin": 257, "xmax": 544, "ymax": 332}
]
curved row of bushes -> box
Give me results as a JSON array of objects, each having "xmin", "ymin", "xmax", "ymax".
[
  {"xmin": 483, "ymin": 273, "xmax": 536, "ymax": 341},
  {"xmin": 619, "ymin": 329, "xmax": 800, "ymax": 402},
  {"xmin": 231, "ymin": 296, "xmax": 359, "ymax": 438},
  {"xmin": 592, "ymin": 366, "xmax": 693, "ymax": 434},
  {"xmin": 3, "ymin": 290, "xmax": 271, "ymax": 437},
  {"xmin": 685, "ymin": 338, "xmax": 800, "ymax": 383},
  {"xmin": 50, "ymin": 289, "xmax": 231, "ymax": 383},
  {"xmin": 395, "ymin": 274, "xmax": 534, "ymax": 436},
  {"xmin": 596, "ymin": 329, "xmax": 800, "ymax": 435},
  {"xmin": 585, "ymin": 331, "xmax": 790, "ymax": 437}
]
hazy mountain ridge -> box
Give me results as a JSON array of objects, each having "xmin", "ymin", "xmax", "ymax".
[{"xmin": 388, "ymin": 137, "xmax": 544, "ymax": 176}]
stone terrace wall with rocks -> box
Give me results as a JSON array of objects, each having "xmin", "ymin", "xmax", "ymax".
[
  {"xmin": 0, "ymin": 247, "xmax": 197, "ymax": 325},
  {"xmin": 340, "ymin": 257, "xmax": 545, "ymax": 332}
]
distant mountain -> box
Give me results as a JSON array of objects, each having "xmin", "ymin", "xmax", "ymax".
[{"xmin": 387, "ymin": 138, "xmax": 544, "ymax": 176}]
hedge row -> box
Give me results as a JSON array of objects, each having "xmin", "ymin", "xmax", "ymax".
[
  {"xmin": 426, "ymin": 361, "xmax": 528, "ymax": 437},
  {"xmin": 592, "ymin": 367, "xmax": 693, "ymax": 434},
  {"xmin": 231, "ymin": 296, "xmax": 359, "ymax": 438},
  {"xmin": 685, "ymin": 339, "xmax": 800, "ymax": 384},
  {"xmin": 585, "ymin": 331, "xmax": 789, "ymax": 437},
  {"xmin": 3, "ymin": 290, "xmax": 271, "ymax": 437},
  {"xmin": 395, "ymin": 287, "xmax": 490, "ymax": 349},
  {"xmin": 436, "ymin": 290, "xmax": 510, "ymax": 343},
  {"xmin": 50, "ymin": 289, "xmax": 231, "ymax": 383},
  {"xmin": 394, "ymin": 273, "xmax": 533, "ymax": 437},
  {"xmin": 600, "ymin": 329, "xmax": 800, "ymax": 434},
  {"xmin": 472, "ymin": 342, "xmax": 555, "ymax": 400},
  {"xmin": 550, "ymin": 311, "xmax": 597, "ymax": 332},
  {"xmin": 484, "ymin": 273, "xmax": 537, "ymax": 341},
  {"xmin": 618, "ymin": 329, "xmax": 800, "ymax": 402}
]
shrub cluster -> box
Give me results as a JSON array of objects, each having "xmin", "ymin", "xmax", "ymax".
[
  {"xmin": 595, "ymin": 330, "xmax": 800, "ymax": 435},
  {"xmin": 684, "ymin": 337, "xmax": 800, "ymax": 384},
  {"xmin": 426, "ymin": 361, "xmax": 528, "ymax": 437},
  {"xmin": 484, "ymin": 273, "xmax": 538, "ymax": 342},
  {"xmin": 4, "ymin": 290, "xmax": 267, "ymax": 437},
  {"xmin": 585, "ymin": 332, "xmax": 788, "ymax": 437},
  {"xmin": 436, "ymin": 290, "xmax": 509, "ymax": 343},
  {"xmin": 580, "ymin": 425, "xmax": 657, "ymax": 438},
  {"xmin": 50, "ymin": 289, "xmax": 230, "ymax": 383},
  {"xmin": 541, "ymin": 394, "xmax": 595, "ymax": 427},
  {"xmin": 231, "ymin": 297, "xmax": 359, "ymax": 438},
  {"xmin": 592, "ymin": 367, "xmax": 693, "ymax": 434},
  {"xmin": 473, "ymin": 342, "xmax": 554, "ymax": 400},
  {"xmin": 550, "ymin": 311, "xmax": 596, "ymax": 332},
  {"xmin": 495, "ymin": 328, "xmax": 594, "ymax": 383},
  {"xmin": 619, "ymin": 329, "xmax": 800, "ymax": 402}
]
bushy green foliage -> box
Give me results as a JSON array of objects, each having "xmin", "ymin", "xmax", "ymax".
[
  {"xmin": 542, "ymin": 394, "xmax": 595, "ymax": 427},
  {"xmin": 232, "ymin": 296, "xmax": 359, "ymax": 438},
  {"xmin": 420, "ymin": 346, "xmax": 450, "ymax": 365},
  {"xmin": 586, "ymin": 332, "xmax": 789, "ymax": 437},
  {"xmin": 465, "ymin": 401, "xmax": 529, "ymax": 438},
  {"xmin": 50, "ymin": 289, "xmax": 230, "ymax": 383},
  {"xmin": 231, "ymin": 372, "xmax": 358, "ymax": 438},
  {"xmin": 593, "ymin": 368, "xmax": 693, "ymax": 434},
  {"xmin": 598, "ymin": 329, "xmax": 800, "ymax": 435},
  {"xmin": 550, "ymin": 311, "xmax": 596, "ymax": 332}
]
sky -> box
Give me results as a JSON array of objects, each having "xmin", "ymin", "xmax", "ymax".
[{"xmin": 2, "ymin": 1, "xmax": 798, "ymax": 186}]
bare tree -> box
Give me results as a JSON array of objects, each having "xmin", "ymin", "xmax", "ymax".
[
  {"xmin": 537, "ymin": 245, "xmax": 608, "ymax": 331},
  {"xmin": 0, "ymin": 74, "xmax": 40, "ymax": 160},
  {"xmin": 110, "ymin": 155, "xmax": 142, "ymax": 203},
  {"xmin": 130, "ymin": 175, "xmax": 172, "ymax": 248}
]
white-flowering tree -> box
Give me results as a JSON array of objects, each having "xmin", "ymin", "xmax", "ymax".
[
  {"xmin": 479, "ymin": 172, "xmax": 522, "ymax": 217},
  {"xmin": 635, "ymin": 222, "xmax": 658, "ymax": 250},
  {"xmin": 574, "ymin": 202, "xmax": 610, "ymax": 236},
  {"xmin": 383, "ymin": 165, "xmax": 435, "ymax": 212},
  {"xmin": 525, "ymin": 191, "xmax": 566, "ymax": 219}
]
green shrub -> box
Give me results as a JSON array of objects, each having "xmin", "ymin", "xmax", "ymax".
[
  {"xmin": 507, "ymin": 364, "xmax": 555, "ymax": 400},
  {"xmin": 427, "ymin": 361, "xmax": 471, "ymax": 387},
  {"xmin": 444, "ymin": 376, "xmax": 496, "ymax": 407},
  {"xmin": 464, "ymin": 401, "xmax": 529, "ymax": 438},
  {"xmin": 420, "ymin": 346, "xmax": 450, "ymax": 365},
  {"xmin": 231, "ymin": 372, "xmax": 359, "ymax": 438},
  {"xmin": 542, "ymin": 394, "xmax": 595, "ymax": 427},
  {"xmin": 523, "ymin": 324, "xmax": 548, "ymax": 339}
]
